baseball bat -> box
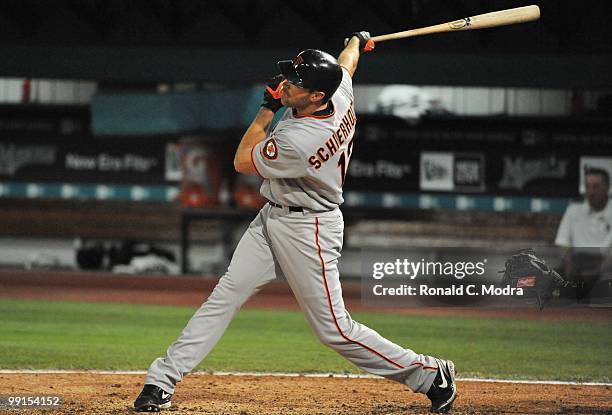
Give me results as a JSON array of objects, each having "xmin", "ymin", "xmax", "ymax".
[{"xmin": 371, "ymin": 5, "xmax": 540, "ymax": 43}]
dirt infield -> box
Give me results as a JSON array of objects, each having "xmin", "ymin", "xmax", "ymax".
[
  {"xmin": 1, "ymin": 270, "xmax": 611, "ymax": 414},
  {"xmin": 1, "ymin": 373, "xmax": 610, "ymax": 415}
]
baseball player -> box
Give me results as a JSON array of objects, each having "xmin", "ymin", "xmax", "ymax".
[{"xmin": 134, "ymin": 32, "xmax": 457, "ymax": 413}]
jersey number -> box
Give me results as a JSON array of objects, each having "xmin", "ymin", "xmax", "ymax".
[{"xmin": 337, "ymin": 138, "xmax": 355, "ymax": 187}]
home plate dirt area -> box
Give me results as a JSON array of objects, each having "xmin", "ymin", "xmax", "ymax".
[{"xmin": 1, "ymin": 372, "xmax": 611, "ymax": 414}]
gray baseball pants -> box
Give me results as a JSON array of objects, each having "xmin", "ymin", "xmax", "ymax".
[{"xmin": 146, "ymin": 204, "xmax": 439, "ymax": 394}]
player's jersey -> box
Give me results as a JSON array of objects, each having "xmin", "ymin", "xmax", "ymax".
[{"xmin": 252, "ymin": 67, "xmax": 356, "ymax": 211}]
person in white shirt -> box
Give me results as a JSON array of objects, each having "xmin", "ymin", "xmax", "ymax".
[{"xmin": 555, "ymin": 168, "xmax": 612, "ymax": 300}]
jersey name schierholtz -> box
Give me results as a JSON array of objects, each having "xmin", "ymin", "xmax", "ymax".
[{"xmin": 307, "ymin": 103, "xmax": 357, "ymax": 170}]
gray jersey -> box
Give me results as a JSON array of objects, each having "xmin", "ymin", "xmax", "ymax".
[{"xmin": 252, "ymin": 68, "xmax": 357, "ymax": 211}]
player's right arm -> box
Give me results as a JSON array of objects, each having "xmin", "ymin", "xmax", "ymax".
[
  {"xmin": 234, "ymin": 107, "xmax": 275, "ymax": 174},
  {"xmin": 235, "ymin": 75, "xmax": 287, "ymax": 174}
]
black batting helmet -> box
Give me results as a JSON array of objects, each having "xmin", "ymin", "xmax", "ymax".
[{"xmin": 278, "ymin": 49, "xmax": 342, "ymax": 103}]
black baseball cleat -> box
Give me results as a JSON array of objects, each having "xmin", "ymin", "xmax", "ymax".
[
  {"xmin": 426, "ymin": 359, "xmax": 457, "ymax": 413},
  {"xmin": 134, "ymin": 384, "xmax": 172, "ymax": 412}
]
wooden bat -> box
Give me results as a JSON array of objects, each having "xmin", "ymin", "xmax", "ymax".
[{"xmin": 371, "ymin": 5, "xmax": 540, "ymax": 43}]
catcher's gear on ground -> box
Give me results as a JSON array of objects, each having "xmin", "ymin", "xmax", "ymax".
[
  {"xmin": 500, "ymin": 249, "xmax": 581, "ymax": 310},
  {"xmin": 344, "ymin": 31, "xmax": 375, "ymax": 53},
  {"xmin": 261, "ymin": 74, "xmax": 286, "ymax": 113}
]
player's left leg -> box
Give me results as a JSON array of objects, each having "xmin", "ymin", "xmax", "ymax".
[{"xmin": 267, "ymin": 208, "xmax": 453, "ymax": 401}]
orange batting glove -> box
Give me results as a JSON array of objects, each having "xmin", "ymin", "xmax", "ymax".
[{"xmin": 344, "ymin": 31, "xmax": 375, "ymax": 53}]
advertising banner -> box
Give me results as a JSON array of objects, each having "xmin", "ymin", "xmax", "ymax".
[{"xmin": 0, "ymin": 137, "xmax": 173, "ymax": 184}]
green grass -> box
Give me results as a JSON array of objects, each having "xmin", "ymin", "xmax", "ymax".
[{"xmin": 0, "ymin": 298, "xmax": 610, "ymax": 382}]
